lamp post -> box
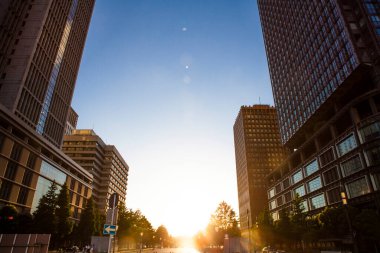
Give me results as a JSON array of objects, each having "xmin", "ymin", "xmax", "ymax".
[
  {"xmin": 340, "ymin": 187, "xmax": 358, "ymax": 253},
  {"xmin": 140, "ymin": 232, "xmax": 143, "ymax": 253},
  {"xmin": 247, "ymin": 209, "xmax": 251, "ymax": 253}
]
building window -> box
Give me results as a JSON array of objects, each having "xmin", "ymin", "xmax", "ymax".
[
  {"xmin": 40, "ymin": 161, "xmax": 66, "ymax": 185},
  {"xmin": 70, "ymin": 179, "xmax": 75, "ymax": 191},
  {"xmin": 359, "ymin": 121, "xmax": 380, "ymax": 142},
  {"xmin": 346, "ymin": 177, "xmax": 370, "ymax": 198},
  {"xmin": 268, "ymin": 188, "xmax": 275, "ymax": 198},
  {"xmin": 4, "ymin": 162, "xmax": 18, "ymax": 180},
  {"xmin": 276, "ymin": 196, "xmax": 283, "ymax": 206},
  {"xmin": 326, "ymin": 187, "xmax": 341, "ymax": 204},
  {"xmin": 75, "ymin": 195, "xmax": 80, "ymax": 206},
  {"xmin": 271, "ymin": 211, "xmax": 279, "ymax": 221},
  {"xmin": 365, "ymin": 145, "xmax": 380, "ymax": 166},
  {"xmin": 275, "ymin": 183, "xmax": 282, "ymax": 194},
  {"xmin": 77, "ymin": 183, "xmax": 82, "ymax": 194},
  {"xmin": 371, "ymin": 173, "xmax": 380, "ymax": 190},
  {"xmin": 84, "ymin": 187, "xmax": 88, "ymax": 198},
  {"xmin": 292, "ymin": 170, "xmax": 303, "ymax": 184},
  {"xmin": 269, "ymin": 200, "xmax": 276, "ymax": 210},
  {"xmin": 282, "ymin": 177, "xmax": 290, "ymax": 189},
  {"xmin": 300, "ymin": 200, "xmax": 308, "ymax": 212},
  {"xmin": 22, "ymin": 169, "xmax": 33, "ymax": 186},
  {"xmin": 323, "ymin": 167, "xmax": 339, "ymax": 185},
  {"xmin": 337, "ymin": 134, "xmax": 357, "ymax": 156},
  {"xmin": 27, "ymin": 153, "xmax": 37, "ymax": 169},
  {"xmin": 341, "ymin": 155, "xmax": 363, "ymax": 177},
  {"xmin": 10, "ymin": 143, "xmax": 23, "ymax": 161},
  {"xmin": 294, "ymin": 185, "xmax": 306, "ymax": 197},
  {"xmin": 73, "ymin": 207, "xmax": 79, "ymax": 219},
  {"xmin": 284, "ymin": 191, "xmax": 292, "ymax": 203},
  {"xmin": 0, "ymin": 180, "xmax": 13, "ymax": 200},
  {"xmin": 310, "ymin": 194, "xmax": 326, "ymax": 210},
  {"xmin": 307, "ymin": 176, "xmax": 322, "ymax": 193},
  {"xmin": 320, "ymin": 148, "xmax": 335, "ymax": 167},
  {"xmin": 17, "ymin": 187, "xmax": 29, "ymax": 205},
  {"xmin": 0, "ymin": 132, "xmax": 5, "ymax": 151},
  {"xmin": 305, "ymin": 159, "xmax": 319, "ymax": 176}
]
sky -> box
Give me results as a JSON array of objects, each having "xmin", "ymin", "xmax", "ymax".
[{"xmin": 72, "ymin": 0, "xmax": 273, "ymax": 237}]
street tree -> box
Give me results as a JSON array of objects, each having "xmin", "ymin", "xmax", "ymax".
[
  {"xmin": 55, "ymin": 184, "xmax": 72, "ymax": 246},
  {"xmin": 33, "ymin": 182, "xmax": 58, "ymax": 234},
  {"xmin": 207, "ymin": 201, "xmax": 240, "ymax": 246},
  {"xmin": 76, "ymin": 197, "xmax": 96, "ymax": 245}
]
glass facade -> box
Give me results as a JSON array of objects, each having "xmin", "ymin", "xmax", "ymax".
[
  {"xmin": 31, "ymin": 160, "xmax": 67, "ymax": 212},
  {"xmin": 359, "ymin": 121, "xmax": 380, "ymax": 142},
  {"xmin": 305, "ymin": 159, "xmax": 319, "ymax": 176},
  {"xmin": 268, "ymin": 188, "xmax": 275, "ymax": 198},
  {"xmin": 292, "ymin": 170, "xmax": 303, "ymax": 184},
  {"xmin": 310, "ymin": 194, "xmax": 326, "ymax": 210},
  {"xmin": 301, "ymin": 200, "xmax": 308, "ymax": 212},
  {"xmin": 294, "ymin": 185, "xmax": 306, "ymax": 197},
  {"xmin": 341, "ymin": 155, "xmax": 363, "ymax": 177},
  {"xmin": 346, "ymin": 177, "xmax": 370, "ymax": 198},
  {"xmin": 36, "ymin": 0, "xmax": 79, "ymax": 134},
  {"xmin": 337, "ymin": 134, "xmax": 357, "ymax": 156},
  {"xmin": 365, "ymin": 145, "xmax": 380, "ymax": 166},
  {"xmin": 307, "ymin": 176, "xmax": 323, "ymax": 193},
  {"xmin": 269, "ymin": 200, "xmax": 276, "ymax": 210},
  {"xmin": 258, "ymin": 0, "xmax": 359, "ymax": 143}
]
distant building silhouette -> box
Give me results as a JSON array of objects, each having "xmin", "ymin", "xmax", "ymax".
[
  {"xmin": 233, "ymin": 105, "xmax": 286, "ymax": 234},
  {"xmin": 63, "ymin": 129, "xmax": 129, "ymax": 213}
]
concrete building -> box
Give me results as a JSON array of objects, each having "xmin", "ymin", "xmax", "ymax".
[
  {"xmin": 0, "ymin": 0, "xmax": 95, "ymax": 219},
  {"xmin": 0, "ymin": 0, "xmax": 94, "ymax": 148},
  {"xmin": 62, "ymin": 130, "xmax": 129, "ymax": 213},
  {"xmin": 65, "ymin": 107, "xmax": 78, "ymax": 135},
  {"xmin": 258, "ymin": 0, "xmax": 380, "ymax": 220},
  {"xmin": 0, "ymin": 105, "xmax": 92, "ymax": 220},
  {"xmin": 233, "ymin": 105, "xmax": 286, "ymax": 234}
]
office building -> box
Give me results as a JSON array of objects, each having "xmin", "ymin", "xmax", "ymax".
[
  {"xmin": 65, "ymin": 107, "xmax": 78, "ymax": 135},
  {"xmin": 0, "ymin": 0, "xmax": 95, "ymax": 219},
  {"xmin": 233, "ymin": 105, "xmax": 286, "ymax": 233},
  {"xmin": 258, "ymin": 0, "xmax": 380, "ymax": 220},
  {"xmin": 62, "ymin": 130, "xmax": 129, "ymax": 213},
  {"xmin": 0, "ymin": 106, "xmax": 93, "ymax": 220},
  {"xmin": 0, "ymin": 0, "xmax": 95, "ymax": 147}
]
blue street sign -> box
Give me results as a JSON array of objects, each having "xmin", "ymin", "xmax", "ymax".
[{"xmin": 103, "ymin": 224, "xmax": 117, "ymax": 235}]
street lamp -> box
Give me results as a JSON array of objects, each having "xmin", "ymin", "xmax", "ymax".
[
  {"xmin": 340, "ymin": 186, "xmax": 358, "ymax": 253},
  {"xmin": 140, "ymin": 232, "xmax": 144, "ymax": 253},
  {"xmin": 247, "ymin": 209, "xmax": 251, "ymax": 253}
]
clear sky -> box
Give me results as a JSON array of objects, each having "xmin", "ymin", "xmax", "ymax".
[{"xmin": 72, "ymin": 0, "xmax": 273, "ymax": 237}]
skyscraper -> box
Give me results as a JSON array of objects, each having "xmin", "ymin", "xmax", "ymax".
[
  {"xmin": 0, "ymin": 0, "xmax": 95, "ymax": 147},
  {"xmin": 0, "ymin": 0, "xmax": 95, "ymax": 218},
  {"xmin": 62, "ymin": 130, "xmax": 129, "ymax": 214},
  {"xmin": 258, "ymin": 0, "xmax": 380, "ymax": 220},
  {"xmin": 233, "ymin": 105, "xmax": 286, "ymax": 232}
]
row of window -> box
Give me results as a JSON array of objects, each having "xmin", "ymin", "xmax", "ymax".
[{"xmin": 269, "ymin": 173, "xmax": 378, "ymax": 213}]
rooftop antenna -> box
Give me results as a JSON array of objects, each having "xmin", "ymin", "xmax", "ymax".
[{"xmin": 259, "ymin": 96, "xmax": 261, "ymax": 105}]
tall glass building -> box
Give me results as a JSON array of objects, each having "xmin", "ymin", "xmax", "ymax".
[{"xmin": 258, "ymin": 0, "xmax": 380, "ymax": 222}]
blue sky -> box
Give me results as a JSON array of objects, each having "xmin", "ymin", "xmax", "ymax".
[{"xmin": 72, "ymin": 0, "xmax": 273, "ymax": 236}]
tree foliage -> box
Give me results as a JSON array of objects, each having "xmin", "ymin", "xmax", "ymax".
[
  {"xmin": 33, "ymin": 182, "xmax": 58, "ymax": 234},
  {"xmin": 205, "ymin": 201, "xmax": 240, "ymax": 247},
  {"xmin": 76, "ymin": 197, "xmax": 96, "ymax": 245},
  {"xmin": 56, "ymin": 184, "xmax": 72, "ymax": 244}
]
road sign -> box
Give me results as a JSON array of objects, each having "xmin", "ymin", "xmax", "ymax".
[
  {"xmin": 103, "ymin": 224, "xmax": 117, "ymax": 235},
  {"xmin": 109, "ymin": 193, "xmax": 119, "ymax": 208},
  {"xmin": 106, "ymin": 207, "xmax": 118, "ymax": 225}
]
